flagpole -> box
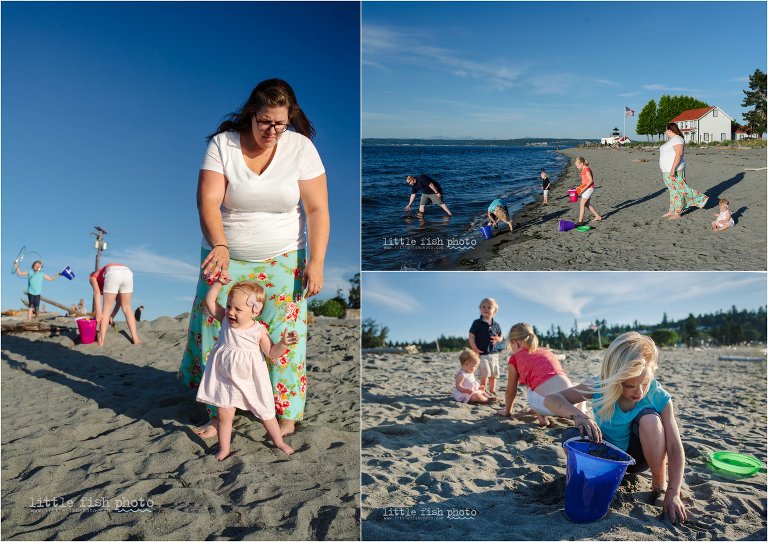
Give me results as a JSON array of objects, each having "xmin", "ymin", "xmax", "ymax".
[{"xmin": 623, "ymin": 106, "xmax": 626, "ymax": 138}]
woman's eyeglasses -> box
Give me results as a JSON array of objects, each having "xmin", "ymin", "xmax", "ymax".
[{"xmin": 255, "ymin": 120, "xmax": 290, "ymax": 133}]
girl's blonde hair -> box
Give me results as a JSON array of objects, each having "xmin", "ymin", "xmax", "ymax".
[
  {"xmin": 507, "ymin": 322, "xmax": 539, "ymax": 353},
  {"xmin": 228, "ymin": 281, "xmax": 266, "ymax": 314},
  {"xmin": 479, "ymin": 297, "xmax": 498, "ymax": 315},
  {"xmin": 594, "ymin": 332, "xmax": 659, "ymax": 422},
  {"xmin": 576, "ymin": 156, "xmax": 589, "ymax": 166},
  {"xmin": 459, "ymin": 348, "xmax": 480, "ymax": 367},
  {"xmin": 719, "ymin": 198, "xmax": 729, "ymax": 206}
]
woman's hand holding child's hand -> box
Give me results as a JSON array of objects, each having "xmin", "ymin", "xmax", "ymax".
[
  {"xmin": 281, "ymin": 330, "xmax": 299, "ymax": 346},
  {"xmin": 217, "ymin": 272, "xmax": 232, "ymax": 286}
]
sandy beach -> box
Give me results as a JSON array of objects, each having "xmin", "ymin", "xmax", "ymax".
[
  {"xmin": 361, "ymin": 348, "xmax": 767, "ymax": 541},
  {"xmin": 441, "ymin": 146, "xmax": 767, "ymax": 271},
  {"xmin": 1, "ymin": 314, "xmax": 360, "ymax": 541}
]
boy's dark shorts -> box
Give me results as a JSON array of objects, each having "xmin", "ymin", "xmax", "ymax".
[
  {"xmin": 27, "ymin": 293, "xmax": 41, "ymax": 311},
  {"xmin": 561, "ymin": 407, "xmax": 661, "ymax": 473}
]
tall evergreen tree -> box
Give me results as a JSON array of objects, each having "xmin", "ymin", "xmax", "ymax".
[
  {"xmin": 742, "ymin": 68, "xmax": 767, "ymax": 137},
  {"xmin": 636, "ymin": 99, "xmax": 657, "ymax": 141}
]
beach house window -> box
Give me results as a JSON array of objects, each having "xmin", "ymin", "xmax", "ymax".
[
  {"xmin": 704, "ymin": 133, "xmax": 710, "ymax": 142},
  {"xmin": 713, "ymin": 109, "xmax": 718, "ymax": 117},
  {"xmin": 721, "ymin": 133, "xmax": 726, "ymax": 141}
]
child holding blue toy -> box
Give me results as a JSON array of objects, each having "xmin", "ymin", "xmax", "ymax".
[
  {"xmin": 543, "ymin": 332, "xmax": 687, "ymax": 524},
  {"xmin": 14, "ymin": 260, "xmax": 60, "ymax": 320}
]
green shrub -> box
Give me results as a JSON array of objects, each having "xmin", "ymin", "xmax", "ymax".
[{"xmin": 308, "ymin": 298, "xmax": 345, "ymax": 318}]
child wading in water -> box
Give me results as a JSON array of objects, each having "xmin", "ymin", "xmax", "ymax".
[
  {"xmin": 468, "ymin": 298, "xmax": 503, "ymax": 397},
  {"xmin": 453, "ymin": 349, "xmax": 494, "ymax": 404},
  {"xmin": 711, "ymin": 198, "xmax": 735, "ymax": 231},
  {"xmin": 544, "ymin": 332, "xmax": 687, "ymax": 524},
  {"xmin": 574, "ymin": 157, "xmax": 602, "ymax": 223},
  {"xmin": 196, "ymin": 276, "xmax": 296, "ymax": 459},
  {"xmin": 496, "ymin": 323, "xmax": 586, "ymax": 426}
]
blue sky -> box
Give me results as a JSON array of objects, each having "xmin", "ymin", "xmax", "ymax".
[
  {"xmin": 363, "ymin": 272, "xmax": 767, "ymax": 343},
  {"xmin": 2, "ymin": 2, "xmax": 360, "ymax": 320},
  {"xmin": 363, "ymin": 1, "xmax": 767, "ymax": 139}
]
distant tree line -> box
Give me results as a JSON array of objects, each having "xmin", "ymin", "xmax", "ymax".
[
  {"xmin": 365, "ymin": 306, "xmax": 766, "ymax": 351},
  {"xmin": 362, "ymin": 138, "xmax": 596, "ymax": 147},
  {"xmin": 308, "ymin": 273, "xmax": 360, "ymax": 318}
]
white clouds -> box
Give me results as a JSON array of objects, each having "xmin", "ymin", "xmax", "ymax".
[
  {"xmin": 363, "ymin": 275, "xmax": 424, "ymax": 313},
  {"xmin": 363, "ymin": 23, "xmax": 524, "ymax": 91},
  {"xmin": 500, "ymin": 280, "xmax": 592, "ymax": 317},
  {"xmin": 643, "ymin": 84, "xmax": 700, "ymax": 92},
  {"xmin": 108, "ymin": 246, "xmax": 200, "ymax": 283}
]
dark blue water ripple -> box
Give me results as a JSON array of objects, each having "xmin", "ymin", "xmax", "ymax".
[{"xmin": 362, "ymin": 144, "xmax": 570, "ymax": 270}]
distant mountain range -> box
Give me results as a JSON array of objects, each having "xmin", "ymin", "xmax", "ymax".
[{"xmin": 362, "ymin": 137, "xmax": 597, "ymax": 147}]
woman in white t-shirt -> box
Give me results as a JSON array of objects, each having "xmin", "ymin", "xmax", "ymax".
[
  {"xmin": 180, "ymin": 79, "xmax": 329, "ymax": 438},
  {"xmin": 659, "ymin": 122, "xmax": 709, "ymax": 220}
]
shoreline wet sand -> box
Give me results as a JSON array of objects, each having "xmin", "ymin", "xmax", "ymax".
[
  {"xmin": 361, "ymin": 347, "xmax": 767, "ymax": 541},
  {"xmin": 438, "ymin": 146, "xmax": 767, "ymax": 271},
  {"xmin": 1, "ymin": 314, "xmax": 360, "ymax": 541}
]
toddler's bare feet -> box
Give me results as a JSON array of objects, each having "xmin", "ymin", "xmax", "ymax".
[
  {"xmin": 215, "ymin": 445, "xmax": 230, "ymax": 461},
  {"xmin": 193, "ymin": 422, "xmax": 218, "ymax": 439},
  {"xmin": 279, "ymin": 419, "xmax": 296, "ymax": 437},
  {"xmin": 277, "ymin": 443, "xmax": 295, "ymax": 455}
]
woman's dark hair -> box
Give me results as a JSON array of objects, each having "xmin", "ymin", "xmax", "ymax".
[
  {"xmin": 666, "ymin": 122, "xmax": 683, "ymax": 138},
  {"xmin": 207, "ymin": 79, "xmax": 315, "ymax": 142}
]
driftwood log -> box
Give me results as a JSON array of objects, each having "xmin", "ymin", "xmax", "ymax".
[
  {"xmin": 21, "ymin": 293, "xmax": 75, "ymax": 313},
  {"xmin": 1, "ymin": 320, "xmax": 72, "ymax": 336}
]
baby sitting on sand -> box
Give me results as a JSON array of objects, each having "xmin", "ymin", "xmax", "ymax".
[
  {"xmin": 711, "ymin": 198, "xmax": 735, "ymax": 231},
  {"xmin": 453, "ymin": 349, "xmax": 494, "ymax": 404}
]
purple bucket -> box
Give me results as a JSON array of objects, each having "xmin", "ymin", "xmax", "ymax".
[{"xmin": 559, "ymin": 220, "xmax": 576, "ymax": 232}]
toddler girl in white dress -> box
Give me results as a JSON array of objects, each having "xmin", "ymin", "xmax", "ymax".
[{"xmin": 197, "ymin": 275, "xmax": 296, "ymax": 460}]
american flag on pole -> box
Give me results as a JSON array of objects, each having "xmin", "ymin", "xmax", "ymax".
[{"xmin": 625, "ymin": 106, "xmax": 635, "ymax": 117}]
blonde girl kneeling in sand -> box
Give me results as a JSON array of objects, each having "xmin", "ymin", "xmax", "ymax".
[
  {"xmin": 197, "ymin": 276, "xmax": 296, "ymax": 460},
  {"xmin": 543, "ymin": 332, "xmax": 687, "ymax": 524},
  {"xmin": 496, "ymin": 323, "xmax": 586, "ymax": 426},
  {"xmin": 453, "ymin": 349, "xmax": 494, "ymax": 404}
]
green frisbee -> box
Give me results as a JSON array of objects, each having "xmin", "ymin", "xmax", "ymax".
[
  {"xmin": 575, "ymin": 225, "xmax": 591, "ymax": 232},
  {"xmin": 709, "ymin": 451, "xmax": 764, "ymax": 475}
]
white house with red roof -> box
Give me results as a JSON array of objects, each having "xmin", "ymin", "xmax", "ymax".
[{"xmin": 671, "ymin": 106, "xmax": 733, "ymax": 143}]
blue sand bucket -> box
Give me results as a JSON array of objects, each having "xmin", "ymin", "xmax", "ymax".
[
  {"xmin": 480, "ymin": 225, "xmax": 493, "ymax": 240},
  {"xmin": 559, "ymin": 220, "xmax": 576, "ymax": 232},
  {"xmin": 60, "ymin": 266, "xmax": 75, "ymax": 280},
  {"xmin": 563, "ymin": 437, "xmax": 635, "ymax": 523}
]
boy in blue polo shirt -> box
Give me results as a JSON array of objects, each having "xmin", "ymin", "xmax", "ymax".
[{"xmin": 469, "ymin": 297, "xmax": 504, "ymax": 397}]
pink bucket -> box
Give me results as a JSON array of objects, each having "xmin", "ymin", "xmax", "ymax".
[
  {"xmin": 567, "ymin": 188, "xmax": 578, "ymax": 203},
  {"xmin": 76, "ymin": 317, "xmax": 97, "ymax": 344}
]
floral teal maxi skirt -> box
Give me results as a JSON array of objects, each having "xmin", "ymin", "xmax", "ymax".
[
  {"xmin": 178, "ymin": 249, "xmax": 308, "ymax": 421},
  {"xmin": 662, "ymin": 169, "xmax": 709, "ymax": 214}
]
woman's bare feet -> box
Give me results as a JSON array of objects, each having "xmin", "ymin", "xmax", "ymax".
[
  {"xmin": 277, "ymin": 443, "xmax": 295, "ymax": 455},
  {"xmin": 591, "ymin": 216, "xmax": 603, "ymax": 222},
  {"xmin": 193, "ymin": 421, "xmax": 218, "ymax": 438},
  {"xmin": 667, "ymin": 214, "xmax": 681, "ymax": 220},
  {"xmin": 278, "ymin": 419, "xmax": 296, "ymax": 437},
  {"xmin": 662, "ymin": 211, "xmax": 674, "ymax": 218}
]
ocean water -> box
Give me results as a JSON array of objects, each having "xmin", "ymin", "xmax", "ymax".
[{"xmin": 362, "ymin": 144, "xmax": 571, "ymax": 270}]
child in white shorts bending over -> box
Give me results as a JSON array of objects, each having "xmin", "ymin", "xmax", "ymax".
[
  {"xmin": 496, "ymin": 322, "xmax": 586, "ymax": 426},
  {"xmin": 468, "ymin": 297, "xmax": 503, "ymax": 397},
  {"xmin": 453, "ymin": 349, "xmax": 494, "ymax": 404}
]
